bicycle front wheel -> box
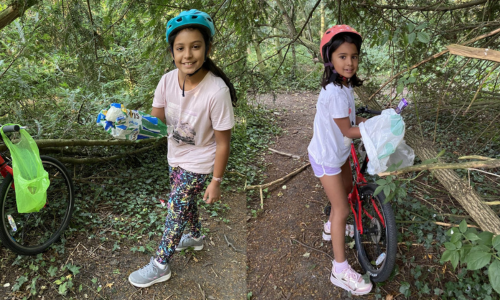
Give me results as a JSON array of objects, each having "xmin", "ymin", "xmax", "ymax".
[
  {"xmin": 0, "ymin": 156, "xmax": 75, "ymax": 255},
  {"xmin": 353, "ymin": 184, "xmax": 397, "ymax": 282}
]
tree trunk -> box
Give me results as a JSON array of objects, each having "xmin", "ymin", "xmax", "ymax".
[
  {"xmin": 0, "ymin": 0, "xmax": 39, "ymax": 31},
  {"xmin": 320, "ymin": 1, "xmax": 325, "ymax": 36},
  {"xmin": 274, "ymin": 28, "xmax": 283, "ymax": 61},
  {"xmin": 291, "ymin": 42, "xmax": 297, "ymax": 79},
  {"xmin": 253, "ymin": 35, "xmax": 264, "ymax": 69},
  {"xmin": 405, "ymin": 130, "xmax": 500, "ymax": 235}
]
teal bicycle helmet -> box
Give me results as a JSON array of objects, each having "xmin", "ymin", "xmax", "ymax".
[{"xmin": 166, "ymin": 9, "xmax": 215, "ymax": 44}]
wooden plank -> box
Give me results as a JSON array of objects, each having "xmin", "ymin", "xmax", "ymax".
[{"xmin": 447, "ymin": 44, "xmax": 500, "ymax": 63}]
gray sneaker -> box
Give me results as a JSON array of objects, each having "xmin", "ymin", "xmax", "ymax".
[
  {"xmin": 175, "ymin": 233, "xmax": 204, "ymax": 251},
  {"xmin": 128, "ymin": 257, "xmax": 171, "ymax": 288}
]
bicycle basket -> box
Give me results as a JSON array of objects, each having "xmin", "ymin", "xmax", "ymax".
[{"xmin": 0, "ymin": 124, "xmax": 49, "ymax": 213}]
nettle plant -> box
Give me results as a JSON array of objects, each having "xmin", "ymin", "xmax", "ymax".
[{"xmin": 441, "ymin": 219, "xmax": 500, "ymax": 294}]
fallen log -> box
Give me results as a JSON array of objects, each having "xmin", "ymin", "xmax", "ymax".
[{"xmin": 446, "ymin": 44, "xmax": 500, "ymax": 63}]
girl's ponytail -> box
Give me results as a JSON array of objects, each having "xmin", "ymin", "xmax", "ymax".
[{"xmin": 203, "ymin": 58, "xmax": 237, "ymax": 107}]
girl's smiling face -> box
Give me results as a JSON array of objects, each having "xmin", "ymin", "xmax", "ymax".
[
  {"xmin": 330, "ymin": 42, "xmax": 359, "ymax": 81},
  {"xmin": 171, "ymin": 28, "xmax": 209, "ymax": 78}
]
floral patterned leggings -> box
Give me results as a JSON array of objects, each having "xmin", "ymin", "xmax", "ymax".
[{"xmin": 156, "ymin": 166, "xmax": 208, "ymax": 264}]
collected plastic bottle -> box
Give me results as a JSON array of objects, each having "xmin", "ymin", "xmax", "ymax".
[
  {"xmin": 7, "ymin": 215, "xmax": 17, "ymax": 232},
  {"xmin": 395, "ymin": 98, "xmax": 408, "ymax": 114},
  {"xmin": 375, "ymin": 252, "xmax": 386, "ymax": 265},
  {"xmin": 345, "ymin": 224, "xmax": 354, "ymax": 238}
]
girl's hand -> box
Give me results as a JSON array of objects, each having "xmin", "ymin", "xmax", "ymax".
[{"xmin": 203, "ymin": 180, "xmax": 221, "ymax": 204}]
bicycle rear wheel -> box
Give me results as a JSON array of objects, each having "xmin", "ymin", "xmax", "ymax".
[
  {"xmin": 0, "ymin": 156, "xmax": 74, "ymax": 255},
  {"xmin": 353, "ymin": 184, "xmax": 397, "ymax": 282}
]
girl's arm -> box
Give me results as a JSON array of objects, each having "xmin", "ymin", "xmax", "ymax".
[
  {"xmin": 203, "ymin": 129, "xmax": 231, "ymax": 204},
  {"xmin": 356, "ymin": 116, "xmax": 367, "ymax": 125},
  {"xmin": 151, "ymin": 107, "xmax": 166, "ymax": 124},
  {"xmin": 334, "ymin": 117, "xmax": 361, "ymax": 139}
]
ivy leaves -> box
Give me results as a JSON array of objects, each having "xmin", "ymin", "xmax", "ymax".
[{"xmin": 441, "ymin": 220, "xmax": 500, "ymax": 294}]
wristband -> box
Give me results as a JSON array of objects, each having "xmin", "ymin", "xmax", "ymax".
[{"xmin": 213, "ymin": 177, "xmax": 222, "ymax": 183}]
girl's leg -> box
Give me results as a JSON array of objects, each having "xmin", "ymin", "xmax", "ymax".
[
  {"xmin": 156, "ymin": 166, "xmax": 208, "ymax": 264},
  {"xmin": 320, "ymin": 170, "xmax": 350, "ymax": 263},
  {"xmin": 186, "ymin": 196, "xmax": 202, "ymax": 238}
]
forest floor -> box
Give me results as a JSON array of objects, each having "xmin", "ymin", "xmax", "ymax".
[{"xmin": 0, "ymin": 91, "xmax": 494, "ymax": 300}]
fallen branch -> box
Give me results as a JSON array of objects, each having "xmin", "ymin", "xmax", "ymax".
[
  {"xmin": 378, "ymin": 157, "xmax": 500, "ymax": 176},
  {"xmin": 447, "ymin": 44, "xmax": 500, "ymax": 63},
  {"xmin": 268, "ymin": 148, "xmax": 301, "ymax": 159},
  {"xmin": 246, "ymin": 163, "xmax": 310, "ymax": 209},
  {"xmin": 0, "ymin": 136, "xmax": 167, "ymax": 152},
  {"xmin": 246, "ymin": 163, "xmax": 310, "ymax": 190},
  {"xmin": 291, "ymin": 238, "xmax": 333, "ymax": 261},
  {"xmin": 57, "ymin": 143, "xmax": 162, "ymax": 164},
  {"xmin": 258, "ymin": 266, "xmax": 273, "ymax": 295},
  {"xmin": 397, "ymin": 220, "xmax": 480, "ymax": 229}
]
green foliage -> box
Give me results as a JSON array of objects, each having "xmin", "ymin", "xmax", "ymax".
[{"xmin": 441, "ymin": 220, "xmax": 500, "ymax": 294}]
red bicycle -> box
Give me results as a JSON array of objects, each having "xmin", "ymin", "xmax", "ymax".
[
  {"xmin": 325, "ymin": 107, "xmax": 398, "ymax": 282},
  {"xmin": 0, "ymin": 124, "xmax": 75, "ymax": 255}
]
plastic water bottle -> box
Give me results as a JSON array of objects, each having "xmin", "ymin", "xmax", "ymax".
[
  {"xmin": 375, "ymin": 252, "xmax": 386, "ymax": 265},
  {"xmin": 345, "ymin": 224, "xmax": 354, "ymax": 238},
  {"xmin": 7, "ymin": 215, "xmax": 17, "ymax": 232},
  {"xmin": 395, "ymin": 98, "xmax": 408, "ymax": 114}
]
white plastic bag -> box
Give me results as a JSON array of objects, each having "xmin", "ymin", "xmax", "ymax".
[{"xmin": 359, "ymin": 109, "xmax": 414, "ymax": 175}]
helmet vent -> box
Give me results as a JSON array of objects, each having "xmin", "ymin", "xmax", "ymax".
[
  {"xmin": 177, "ymin": 18, "xmax": 182, "ymax": 22},
  {"xmin": 192, "ymin": 16, "xmax": 198, "ymax": 19},
  {"xmin": 326, "ymin": 31, "xmax": 331, "ymax": 34},
  {"xmin": 207, "ymin": 17, "xmax": 212, "ymax": 22}
]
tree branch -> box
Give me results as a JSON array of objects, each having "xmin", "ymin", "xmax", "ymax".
[
  {"xmin": 360, "ymin": 0, "xmax": 487, "ymax": 12},
  {"xmin": 0, "ymin": 137, "xmax": 167, "ymax": 152},
  {"xmin": 378, "ymin": 157, "xmax": 500, "ymax": 177},
  {"xmin": 369, "ymin": 26, "xmax": 500, "ymax": 101}
]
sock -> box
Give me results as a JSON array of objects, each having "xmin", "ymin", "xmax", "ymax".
[
  {"xmin": 154, "ymin": 259, "xmax": 167, "ymax": 270},
  {"xmin": 334, "ymin": 260, "xmax": 349, "ymax": 273}
]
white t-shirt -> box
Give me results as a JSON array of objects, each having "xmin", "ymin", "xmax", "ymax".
[
  {"xmin": 308, "ymin": 83, "xmax": 356, "ymax": 168},
  {"xmin": 152, "ymin": 69, "xmax": 235, "ymax": 174}
]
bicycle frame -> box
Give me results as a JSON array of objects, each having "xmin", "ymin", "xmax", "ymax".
[
  {"xmin": 0, "ymin": 155, "xmax": 13, "ymax": 179},
  {"xmin": 348, "ymin": 142, "xmax": 386, "ymax": 234}
]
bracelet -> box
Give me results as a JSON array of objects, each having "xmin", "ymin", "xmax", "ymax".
[{"xmin": 213, "ymin": 176, "xmax": 222, "ymax": 183}]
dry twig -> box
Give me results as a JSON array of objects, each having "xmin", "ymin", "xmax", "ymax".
[{"xmin": 268, "ymin": 148, "xmax": 301, "ymax": 159}]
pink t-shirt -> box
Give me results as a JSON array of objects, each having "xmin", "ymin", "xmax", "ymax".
[{"xmin": 152, "ymin": 69, "xmax": 235, "ymax": 174}]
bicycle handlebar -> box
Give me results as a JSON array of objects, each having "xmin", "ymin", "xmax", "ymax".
[
  {"xmin": 356, "ymin": 106, "xmax": 381, "ymax": 116},
  {"xmin": 0, "ymin": 125, "xmax": 21, "ymax": 133}
]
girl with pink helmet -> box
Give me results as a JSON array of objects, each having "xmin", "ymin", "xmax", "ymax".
[{"xmin": 307, "ymin": 25, "xmax": 373, "ymax": 295}]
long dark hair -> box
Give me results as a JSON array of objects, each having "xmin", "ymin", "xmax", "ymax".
[
  {"xmin": 169, "ymin": 27, "xmax": 237, "ymax": 107},
  {"xmin": 321, "ymin": 33, "xmax": 363, "ymax": 89}
]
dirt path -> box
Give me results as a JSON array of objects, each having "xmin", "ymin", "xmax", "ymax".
[
  {"xmin": 247, "ymin": 91, "xmax": 378, "ymax": 299},
  {"xmin": 1, "ymin": 191, "xmax": 247, "ymax": 299}
]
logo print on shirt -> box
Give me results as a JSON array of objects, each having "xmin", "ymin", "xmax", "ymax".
[{"xmin": 349, "ymin": 107, "xmax": 352, "ymax": 114}]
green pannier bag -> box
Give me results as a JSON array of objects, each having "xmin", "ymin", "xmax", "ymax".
[{"xmin": 0, "ymin": 124, "xmax": 50, "ymax": 213}]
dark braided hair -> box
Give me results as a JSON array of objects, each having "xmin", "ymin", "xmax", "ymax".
[
  {"xmin": 169, "ymin": 27, "xmax": 237, "ymax": 107},
  {"xmin": 321, "ymin": 32, "xmax": 363, "ymax": 90}
]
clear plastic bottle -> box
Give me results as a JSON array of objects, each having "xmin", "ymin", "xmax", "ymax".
[
  {"xmin": 375, "ymin": 252, "xmax": 386, "ymax": 265},
  {"xmin": 7, "ymin": 215, "xmax": 17, "ymax": 232}
]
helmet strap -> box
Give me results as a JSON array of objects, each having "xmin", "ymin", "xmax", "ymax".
[{"xmin": 181, "ymin": 59, "xmax": 206, "ymax": 97}]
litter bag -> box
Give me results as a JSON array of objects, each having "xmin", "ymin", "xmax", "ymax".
[
  {"xmin": 359, "ymin": 109, "xmax": 414, "ymax": 175},
  {"xmin": 96, "ymin": 103, "xmax": 167, "ymax": 140},
  {"xmin": 0, "ymin": 124, "xmax": 49, "ymax": 213}
]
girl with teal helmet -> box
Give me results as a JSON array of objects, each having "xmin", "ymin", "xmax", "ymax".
[{"xmin": 128, "ymin": 9, "xmax": 236, "ymax": 288}]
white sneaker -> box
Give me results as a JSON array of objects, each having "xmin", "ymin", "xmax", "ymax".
[
  {"xmin": 330, "ymin": 263, "xmax": 372, "ymax": 295},
  {"xmin": 323, "ymin": 222, "xmax": 355, "ymax": 241},
  {"xmin": 323, "ymin": 221, "xmax": 332, "ymax": 241}
]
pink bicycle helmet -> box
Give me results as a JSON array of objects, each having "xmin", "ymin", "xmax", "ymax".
[{"xmin": 320, "ymin": 25, "xmax": 362, "ymax": 66}]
